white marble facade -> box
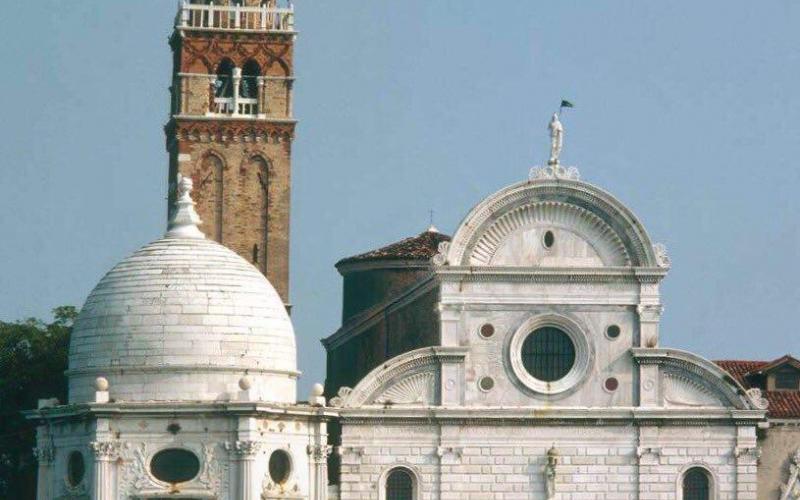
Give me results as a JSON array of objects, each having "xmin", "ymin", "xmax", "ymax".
[{"xmin": 330, "ymin": 174, "xmax": 768, "ymax": 499}]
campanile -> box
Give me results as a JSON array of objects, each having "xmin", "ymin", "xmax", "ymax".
[{"xmin": 165, "ymin": 0, "xmax": 295, "ymax": 304}]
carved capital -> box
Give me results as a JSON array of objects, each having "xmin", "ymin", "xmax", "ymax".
[
  {"xmin": 734, "ymin": 446, "xmax": 761, "ymax": 461},
  {"xmin": 90, "ymin": 441, "xmax": 121, "ymax": 460},
  {"xmin": 225, "ymin": 440, "xmax": 262, "ymax": 458},
  {"xmin": 306, "ymin": 444, "xmax": 332, "ymax": 462},
  {"xmin": 33, "ymin": 444, "xmax": 55, "ymax": 465},
  {"xmin": 637, "ymin": 304, "xmax": 664, "ymax": 322}
]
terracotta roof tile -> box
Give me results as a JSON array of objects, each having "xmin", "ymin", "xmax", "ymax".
[
  {"xmin": 337, "ymin": 229, "xmax": 451, "ymax": 267},
  {"xmin": 714, "ymin": 359, "xmax": 800, "ymax": 419}
]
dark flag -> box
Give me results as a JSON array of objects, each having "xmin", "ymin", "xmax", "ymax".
[{"xmin": 560, "ymin": 100, "xmax": 574, "ymax": 109}]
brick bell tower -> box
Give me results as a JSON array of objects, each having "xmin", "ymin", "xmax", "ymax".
[{"xmin": 165, "ymin": 0, "xmax": 296, "ymax": 304}]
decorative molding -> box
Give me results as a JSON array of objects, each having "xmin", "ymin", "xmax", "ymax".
[
  {"xmin": 653, "ymin": 243, "xmax": 671, "ymax": 268},
  {"xmin": 746, "ymin": 388, "xmax": 769, "ymax": 410},
  {"xmin": 637, "ymin": 304, "xmax": 664, "ymax": 322},
  {"xmin": 166, "ymin": 118, "xmax": 295, "ymax": 145},
  {"xmin": 431, "ymin": 241, "xmax": 450, "ymax": 266},
  {"xmin": 529, "ymin": 164, "xmax": 581, "ymax": 181},
  {"xmin": 435, "ymin": 266, "xmax": 666, "ymax": 284},
  {"xmin": 734, "ymin": 446, "xmax": 761, "ymax": 461}
]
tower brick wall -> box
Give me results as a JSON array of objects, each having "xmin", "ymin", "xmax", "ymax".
[{"xmin": 165, "ymin": 5, "xmax": 295, "ymax": 303}]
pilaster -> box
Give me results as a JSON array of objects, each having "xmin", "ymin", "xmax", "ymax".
[
  {"xmin": 89, "ymin": 441, "xmax": 120, "ymax": 500},
  {"xmin": 226, "ymin": 440, "xmax": 262, "ymax": 500}
]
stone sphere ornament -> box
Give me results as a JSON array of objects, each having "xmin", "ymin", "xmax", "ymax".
[
  {"xmin": 239, "ymin": 376, "xmax": 253, "ymax": 391},
  {"xmin": 94, "ymin": 377, "xmax": 109, "ymax": 392},
  {"xmin": 311, "ymin": 383, "xmax": 324, "ymax": 397}
]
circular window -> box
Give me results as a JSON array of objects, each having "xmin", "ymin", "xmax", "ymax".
[
  {"xmin": 606, "ymin": 325, "xmax": 621, "ymax": 339},
  {"xmin": 604, "ymin": 377, "xmax": 619, "ymax": 392},
  {"xmin": 268, "ymin": 450, "xmax": 292, "ymax": 484},
  {"xmin": 521, "ymin": 327, "xmax": 576, "ymax": 382},
  {"xmin": 150, "ymin": 449, "xmax": 200, "ymax": 484},
  {"xmin": 479, "ymin": 323, "xmax": 495, "ymax": 338},
  {"xmin": 543, "ymin": 230, "xmax": 555, "ymax": 249},
  {"xmin": 67, "ymin": 451, "xmax": 85, "ymax": 487},
  {"xmin": 478, "ymin": 376, "xmax": 495, "ymax": 392}
]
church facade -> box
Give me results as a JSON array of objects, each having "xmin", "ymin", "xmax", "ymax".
[{"xmin": 25, "ymin": 2, "xmax": 800, "ymax": 499}]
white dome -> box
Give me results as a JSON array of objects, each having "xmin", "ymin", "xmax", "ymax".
[
  {"xmin": 68, "ymin": 177, "xmax": 297, "ymax": 403},
  {"xmin": 69, "ymin": 237, "xmax": 297, "ymax": 403}
]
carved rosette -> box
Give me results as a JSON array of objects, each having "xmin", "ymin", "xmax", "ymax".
[
  {"xmin": 33, "ymin": 444, "xmax": 55, "ymax": 465},
  {"xmin": 90, "ymin": 441, "xmax": 121, "ymax": 460},
  {"xmin": 225, "ymin": 440, "xmax": 262, "ymax": 459}
]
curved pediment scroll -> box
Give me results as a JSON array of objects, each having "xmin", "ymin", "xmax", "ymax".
[
  {"xmin": 441, "ymin": 180, "xmax": 660, "ymax": 268},
  {"xmin": 330, "ymin": 346, "xmax": 468, "ymax": 409},
  {"xmin": 632, "ymin": 348, "xmax": 767, "ymax": 411}
]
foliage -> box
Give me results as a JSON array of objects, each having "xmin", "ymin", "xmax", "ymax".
[{"xmin": 0, "ymin": 306, "xmax": 76, "ymax": 499}]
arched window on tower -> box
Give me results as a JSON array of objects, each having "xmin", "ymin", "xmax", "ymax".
[
  {"xmin": 199, "ymin": 154, "xmax": 224, "ymax": 243},
  {"xmin": 214, "ymin": 59, "xmax": 235, "ymax": 114},
  {"xmin": 682, "ymin": 467, "xmax": 710, "ymax": 500},
  {"xmin": 385, "ymin": 468, "xmax": 414, "ymax": 500},
  {"xmin": 239, "ymin": 59, "xmax": 261, "ymax": 115}
]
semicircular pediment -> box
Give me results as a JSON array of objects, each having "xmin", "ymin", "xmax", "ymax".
[
  {"xmin": 443, "ymin": 180, "xmax": 662, "ymax": 268},
  {"xmin": 470, "ymin": 201, "xmax": 631, "ymax": 267}
]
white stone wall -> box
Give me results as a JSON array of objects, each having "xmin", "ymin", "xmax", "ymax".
[
  {"xmin": 38, "ymin": 409, "xmax": 328, "ymax": 500},
  {"xmin": 338, "ymin": 422, "xmax": 756, "ymax": 500}
]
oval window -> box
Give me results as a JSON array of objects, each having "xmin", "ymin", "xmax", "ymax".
[
  {"xmin": 543, "ymin": 230, "xmax": 555, "ymax": 249},
  {"xmin": 150, "ymin": 448, "xmax": 200, "ymax": 484},
  {"xmin": 67, "ymin": 451, "xmax": 85, "ymax": 487},
  {"xmin": 521, "ymin": 327, "xmax": 576, "ymax": 382},
  {"xmin": 606, "ymin": 325, "xmax": 621, "ymax": 339},
  {"xmin": 269, "ymin": 450, "xmax": 292, "ymax": 484}
]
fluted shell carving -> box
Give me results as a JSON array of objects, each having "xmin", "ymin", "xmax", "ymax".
[
  {"xmin": 663, "ymin": 372, "xmax": 724, "ymax": 407},
  {"xmin": 470, "ymin": 201, "xmax": 630, "ymax": 266},
  {"xmin": 432, "ymin": 241, "xmax": 450, "ymax": 266},
  {"xmin": 374, "ymin": 372, "xmax": 435, "ymax": 405}
]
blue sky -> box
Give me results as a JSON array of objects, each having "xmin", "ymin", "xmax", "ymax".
[{"xmin": 1, "ymin": 1, "xmax": 799, "ymax": 394}]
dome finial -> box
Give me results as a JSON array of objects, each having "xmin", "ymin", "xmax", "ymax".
[{"xmin": 166, "ymin": 174, "xmax": 205, "ymax": 239}]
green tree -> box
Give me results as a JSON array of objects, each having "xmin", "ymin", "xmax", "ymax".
[{"xmin": 0, "ymin": 306, "xmax": 76, "ymax": 499}]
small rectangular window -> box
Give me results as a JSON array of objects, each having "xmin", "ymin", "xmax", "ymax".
[{"xmin": 774, "ymin": 368, "xmax": 800, "ymax": 390}]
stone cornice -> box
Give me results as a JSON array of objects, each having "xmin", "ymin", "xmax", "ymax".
[
  {"xmin": 436, "ymin": 266, "xmax": 667, "ymax": 284},
  {"xmin": 165, "ymin": 117, "xmax": 296, "ymax": 145},
  {"xmin": 65, "ymin": 364, "xmax": 300, "ymax": 378},
  {"xmin": 24, "ymin": 401, "xmax": 338, "ymax": 422},
  {"xmin": 336, "ymin": 259, "xmax": 433, "ymax": 275},
  {"xmin": 336, "ymin": 406, "xmax": 766, "ymax": 426}
]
